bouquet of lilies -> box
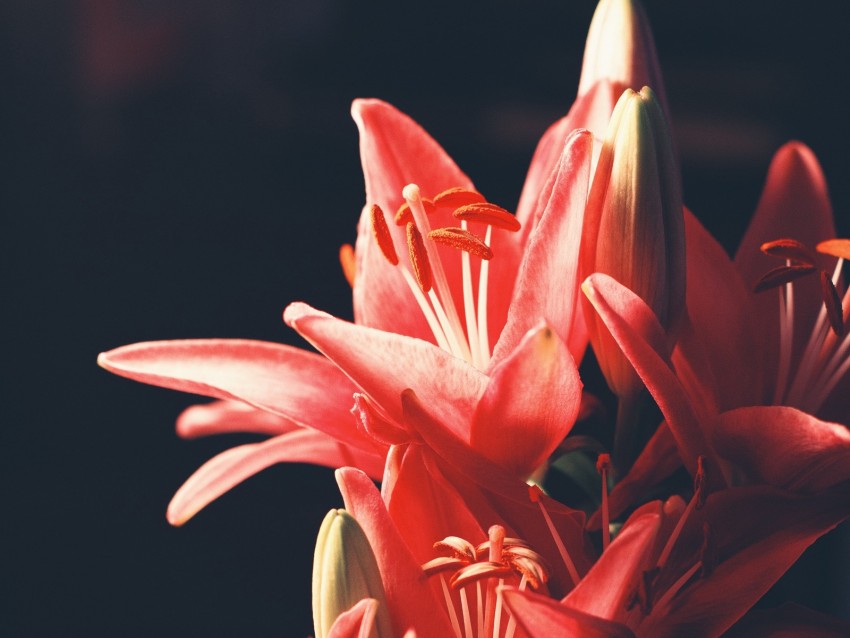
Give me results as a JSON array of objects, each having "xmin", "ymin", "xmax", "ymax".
[{"xmin": 99, "ymin": 1, "xmax": 850, "ymax": 635}]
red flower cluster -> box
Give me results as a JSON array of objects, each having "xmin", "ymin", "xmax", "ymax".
[{"xmin": 99, "ymin": 0, "xmax": 850, "ymax": 635}]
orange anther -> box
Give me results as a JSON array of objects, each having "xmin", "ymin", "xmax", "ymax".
[
  {"xmin": 370, "ymin": 204, "xmax": 398, "ymax": 265},
  {"xmin": 453, "ymin": 203, "xmax": 521, "ymax": 232},
  {"xmin": 339, "ymin": 243, "xmax": 356, "ymax": 287},
  {"xmin": 428, "ymin": 227, "xmax": 493, "ymax": 260},
  {"xmin": 406, "ymin": 222, "xmax": 433, "ymax": 292},
  {"xmin": 432, "ymin": 187, "xmax": 486, "ymax": 209},
  {"xmin": 817, "ymin": 238, "xmax": 850, "ymax": 260},
  {"xmin": 753, "ymin": 264, "xmax": 817, "ymax": 293},
  {"xmin": 760, "ymin": 238, "xmax": 816, "ymax": 265}
]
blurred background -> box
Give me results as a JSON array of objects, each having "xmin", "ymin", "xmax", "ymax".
[{"xmin": 5, "ymin": 0, "xmax": 850, "ymax": 635}]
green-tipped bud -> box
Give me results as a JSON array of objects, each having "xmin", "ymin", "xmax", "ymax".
[
  {"xmin": 312, "ymin": 509, "xmax": 393, "ymax": 638},
  {"xmin": 581, "ymin": 86, "xmax": 685, "ymax": 401}
]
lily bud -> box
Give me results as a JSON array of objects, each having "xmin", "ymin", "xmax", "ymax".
[
  {"xmin": 578, "ymin": 0, "xmax": 667, "ymax": 112},
  {"xmin": 581, "ymin": 86, "xmax": 685, "ymax": 401},
  {"xmin": 312, "ymin": 509, "xmax": 393, "ymax": 638}
]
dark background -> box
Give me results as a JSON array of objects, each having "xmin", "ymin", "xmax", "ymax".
[{"xmin": 5, "ymin": 1, "xmax": 850, "ymax": 635}]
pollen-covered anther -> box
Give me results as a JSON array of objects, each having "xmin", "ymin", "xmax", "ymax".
[
  {"xmin": 435, "ymin": 536, "xmax": 478, "ymax": 561},
  {"xmin": 820, "ymin": 270, "xmax": 845, "ymax": 337},
  {"xmin": 453, "ymin": 203, "xmax": 521, "ymax": 232},
  {"xmin": 753, "ymin": 263, "xmax": 817, "ymax": 293},
  {"xmin": 432, "ymin": 187, "xmax": 487, "ymax": 209},
  {"xmin": 369, "ymin": 204, "xmax": 399, "ymax": 265},
  {"xmin": 428, "ymin": 227, "xmax": 494, "ymax": 260},
  {"xmin": 421, "ymin": 555, "xmax": 471, "ymax": 577},
  {"xmin": 816, "ymin": 238, "xmax": 850, "ymax": 260},
  {"xmin": 406, "ymin": 221, "xmax": 433, "ymax": 292},
  {"xmin": 449, "ymin": 561, "xmax": 513, "ymax": 589},
  {"xmin": 395, "ymin": 198, "xmax": 436, "ymax": 225},
  {"xmin": 760, "ymin": 238, "xmax": 816, "ymax": 265}
]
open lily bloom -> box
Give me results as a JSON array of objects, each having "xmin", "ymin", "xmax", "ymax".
[{"xmin": 98, "ymin": 0, "xmax": 668, "ymax": 524}]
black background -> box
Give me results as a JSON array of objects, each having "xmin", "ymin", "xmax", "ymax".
[{"xmin": 5, "ymin": 1, "xmax": 850, "ymax": 635}]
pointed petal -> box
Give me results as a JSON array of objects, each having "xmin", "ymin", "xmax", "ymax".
[
  {"xmin": 175, "ymin": 400, "xmax": 299, "ymax": 439},
  {"xmin": 472, "ymin": 324, "xmax": 582, "ymax": 476},
  {"xmin": 401, "ymin": 389, "xmax": 595, "ymax": 597},
  {"xmin": 326, "ymin": 598, "xmax": 378, "ymax": 638},
  {"xmin": 500, "ymin": 587, "xmax": 636, "ymax": 638},
  {"xmin": 284, "ymin": 302, "xmax": 487, "ymax": 438},
  {"xmin": 679, "ymin": 209, "xmax": 767, "ymax": 409},
  {"xmin": 336, "ymin": 468, "xmax": 456, "ymax": 637},
  {"xmin": 167, "ymin": 430, "xmax": 384, "ymax": 525},
  {"xmin": 351, "ymin": 99, "xmax": 479, "ymax": 341},
  {"xmin": 385, "ymin": 445, "xmax": 485, "ymax": 565},
  {"xmin": 98, "ymin": 339, "xmax": 377, "ymax": 452},
  {"xmin": 734, "ymin": 142, "xmax": 837, "ymax": 353},
  {"xmin": 516, "ymin": 81, "xmax": 621, "ymax": 226},
  {"xmin": 577, "ymin": 0, "xmax": 667, "ymax": 111},
  {"xmin": 711, "ymin": 405, "xmax": 850, "ymax": 492},
  {"xmin": 581, "ymin": 274, "xmax": 713, "ymax": 477},
  {"xmin": 564, "ymin": 501, "xmax": 662, "ymax": 625},
  {"xmin": 495, "ymin": 129, "xmax": 593, "ymax": 365},
  {"xmin": 722, "ymin": 603, "xmax": 850, "ymax": 637}
]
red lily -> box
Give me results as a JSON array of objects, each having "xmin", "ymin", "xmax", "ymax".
[
  {"xmin": 98, "ymin": 0, "xmax": 667, "ymax": 522},
  {"xmin": 589, "ymin": 142, "xmax": 850, "ymax": 518}
]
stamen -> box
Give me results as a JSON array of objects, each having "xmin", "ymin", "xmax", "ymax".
[
  {"xmin": 459, "ymin": 588, "xmax": 474, "ymax": 638},
  {"xmin": 404, "ymin": 184, "xmax": 472, "ymax": 363},
  {"xmin": 406, "ymin": 222, "xmax": 433, "ymax": 292},
  {"xmin": 339, "ymin": 243, "xmax": 356, "ymax": 287},
  {"xmin": 753, "ymin": 263, "xmax": 817, "ymax": 292},
  {"xmin": 460, "ymin": 220, "xmax": 483, "ymax": 369},
  {"xmin": 597, "ymin": 453, "xmax": 611, "ymax": 552},
  {"xmin": 656, "ymin": 456, "xmax": 706, "ymax": 570},
  {"xmin": 429, "ymin": 227, "xmax": 494, "ymax": 260},
  {"xmin": 698, "ymin": 523, "xmax": 716, "ymax": 578},
  {"xmin": 453, "ymin": 203, "xmax": 522, "ymax": 232},
  {"xmin": 653, "ymin": 562, "xmax": 702, "ymax": 613},
  {"xmin": 760, "ymin": 238, "xmax": 816, "ymax": 265},
  {"xmin": 527, "ymin": 486, "xmax": 581, "ymax": 586},
  {"xmin": 820, "ymin": 270, "xmax": 845, "ymax": 337},
  {"xmin": 370, "ymin": 204, "xmax": 399, "ymax": 265},
  {"xmin": 440, "ymin": 575, "xmax": 464, "ymax": 638},
  {"xmin": 477, "ymin": 225, "xmax": 493, "ymax": 362},
  {"xmin": 433, "ymin": 187, "xmax": 487, "ymax": 208}
]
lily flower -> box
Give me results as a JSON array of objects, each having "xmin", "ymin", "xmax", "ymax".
[
  {"xmin": 98, "ymin": 0, "xmax": 668, "ymax": 523},
  {"xmin": 585, "ymin": 142, "xmax": 850, "ymax": 519}
]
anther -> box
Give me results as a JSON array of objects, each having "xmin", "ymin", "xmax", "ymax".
[
  {"xmin": 817, "ymin": 238, "xmax": 850, "ymax": 260},
  {"xmin": 753, "ymin": 263, "xmax": 817, "ymax": 293},
  {"xmin": 760, "ymin": 238, "xmax": 816, "ymax": 265},
  {"xmin": 406, "ymin": 222, "xmax": 433, "ymax": 292},
  {"xmin": 453, "ymin": 203, "xmax": 521, "ymax": 232},
  {"xmin": 370, "ymin": 204, "xmax": 399, "ymax": 265},
  {"xmin": 339, "ymin": 243, "xmax": 356, "ymax": 287},
  {"xmin": 428, "ymin": 227, "xmax": 494, "ymax": 260},
  {"xmin": 820, "ymin": 270, "xmax": 845, "ymax": 337},
  {"xmin": 433, "ymin": 187, "xmax": 487, "ymax": 209}
]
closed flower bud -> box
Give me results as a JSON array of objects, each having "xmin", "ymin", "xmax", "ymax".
[
  {"xmin": 312, "ymin": 509, "xmax": 393, "ymax": 638},
  {"xmin": 581, "ymin": 86, "xmax": 685, "ymax": 401}
]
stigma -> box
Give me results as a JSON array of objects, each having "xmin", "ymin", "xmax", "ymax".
[{"xmin": 369, "ymin": 184, "xmax": 521, "ymax": 371}]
